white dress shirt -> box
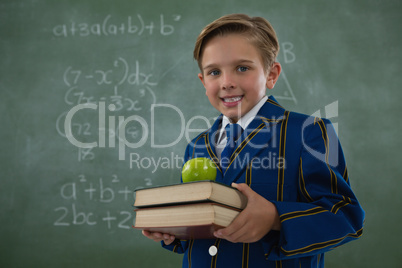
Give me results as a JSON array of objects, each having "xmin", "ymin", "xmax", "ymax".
[{"xmin": 215, "ymin": 96, "xmax": 268, "ymax": 160}]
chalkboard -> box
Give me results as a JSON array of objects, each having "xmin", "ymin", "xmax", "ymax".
[{"xmin": 1, "ymin": 0, "xmax": 401, "ymax": 267}]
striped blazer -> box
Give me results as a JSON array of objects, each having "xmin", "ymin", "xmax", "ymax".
[{"xmin": 162, "ymin": 95, "xmax": 364, "ymax": 268}]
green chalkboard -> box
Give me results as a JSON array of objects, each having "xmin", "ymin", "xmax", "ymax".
[{"xmin": 1, "ymin": 0, "xmax": 401, "ymax": 267}]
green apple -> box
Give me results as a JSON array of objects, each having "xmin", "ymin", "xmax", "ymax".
[{"xmin": 182, "ymin": 157, "xmax": 217, "ymax": 183}]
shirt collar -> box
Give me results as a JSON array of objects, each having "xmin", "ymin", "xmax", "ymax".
[{"xmin": 218, "ymin": 95, "xmax": 268, "ymax": 141}]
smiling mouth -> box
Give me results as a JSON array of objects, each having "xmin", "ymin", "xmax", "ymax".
[
  {"xmin": 221, "ymin": 95, "xmax": 243, "ymax": 108},
  {"xmin": 222, "ymin": 96, "xmax": 243, "ymax": 103}
]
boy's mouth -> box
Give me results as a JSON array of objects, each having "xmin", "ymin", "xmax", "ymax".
[{"xmin": 221, "ymin": 95, "xmax": 243, "ymax": 107}]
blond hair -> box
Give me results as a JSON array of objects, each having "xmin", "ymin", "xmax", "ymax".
[{"xmin": 194, "ymin": 14, "xmax": 279, "ymax": 72}]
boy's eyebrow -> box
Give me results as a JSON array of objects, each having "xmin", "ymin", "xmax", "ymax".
[
  {"xmin": 203, "ymin": 59, "xmax": 256, "ymax": 70},
  {"xmin": 202, "ymin": 64, "xmax": 216, "ymax": 71}
]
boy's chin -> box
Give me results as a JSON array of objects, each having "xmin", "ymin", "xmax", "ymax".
[{"xmin": 224, "ymin": 114, "xmax": 241, "ymax": 123}]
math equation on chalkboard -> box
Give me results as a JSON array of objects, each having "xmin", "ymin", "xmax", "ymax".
[
  {"xmin": 53, "ymin": 174, "xmax": 153, "ymax": 229},
  {"xmin": 51, "ymin": 19, "xmax": 171, "ymax": 230},
  {"xmin": 55, "ymin": 56, "xmax": 158, "ymax": 162}
]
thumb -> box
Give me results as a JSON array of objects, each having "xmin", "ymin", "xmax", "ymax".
[{"xmin": 231, "ymin": 183, "xmax": 254, "ymax": 198}]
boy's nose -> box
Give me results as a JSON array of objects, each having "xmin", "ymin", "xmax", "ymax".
[{"xmin": 221, "ymin": 73, "xmax": 236, "ymax": 90}]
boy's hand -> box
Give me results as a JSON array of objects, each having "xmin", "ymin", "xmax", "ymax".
[
  {"xmin": 142, "ymin": 230, "xmax": 176, "ymax": 245},
  {"xmin": 214, "ymin": 183, "xmax": 281, "ymax": 243}
]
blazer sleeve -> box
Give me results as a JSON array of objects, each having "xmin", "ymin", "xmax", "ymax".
[
  {"xmin": 264, "ymin": 117, "xmax": 365, "ymax": 260},
  {"xmin": 161, "ymin": 239, "xmax": 189, "ymax": 254}
]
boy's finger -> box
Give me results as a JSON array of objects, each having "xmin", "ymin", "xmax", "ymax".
[
  {"xmin": 232, "ymin": 183, "xmax": 255, "ymax": 199},
  {"xmin": 163, "ymin": 234, "xmax": 175, "ymax": 241},
  {"xmin": 153, "ymin": 232, "xmax": 163, "ymax": 239},
  {"xmin": 216, "ymin": 222, "xmax": 250, "ymax": 243},
  {"xmin": 164, "ymin": 236, "xmax": 176, "ymax": 245},
  {"xmin": 142, "ymin": 230, "xmax": 153, "ymax": 238},
  {"xmin": 214, "ymin": 210, "xmax": 247, "ymax": 238}
]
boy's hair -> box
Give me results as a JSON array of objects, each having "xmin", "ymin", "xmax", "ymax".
[{"xmin": 194, "ymin": 14, "xmax": 280, "ymax": 72}]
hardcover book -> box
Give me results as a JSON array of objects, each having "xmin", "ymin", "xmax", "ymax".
[
  {"xmin": 134, "ymin": 180, "xmax": 247, "ymax": 209},
  {"xmin": 134, "ymin": 202, "xmax": 241, "ymax": 239}
]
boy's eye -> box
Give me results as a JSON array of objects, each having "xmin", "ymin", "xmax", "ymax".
[
  {"xmin": 209, "ymin": 70, "xmax": 220, "ymax": 76},
  {"xmin": 237, "ymin": 66, "xmax": 249, "ymax": 72}
]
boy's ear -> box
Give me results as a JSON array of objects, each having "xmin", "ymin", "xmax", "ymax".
[
  {"xmin": 266, "ymin": 62, "xmax": 282, "ymax": 89},
  {"xmin": 198, "ymin": 73, "xmax": 206, "ymax": 88}
]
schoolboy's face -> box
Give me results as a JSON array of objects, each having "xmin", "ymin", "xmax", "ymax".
[{"xmin": 198, "ymin": 34, "xmax": 280, "ymax": 123}]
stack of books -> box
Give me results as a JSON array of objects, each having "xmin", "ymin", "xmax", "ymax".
[{"xmin": 133, "ymin": 181, "xmax": 247, "ymax": 239}]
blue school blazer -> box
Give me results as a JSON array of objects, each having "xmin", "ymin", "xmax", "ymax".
[{"xmin": 162, "ymin": 96, "xmax": 365, "ymax": 268}]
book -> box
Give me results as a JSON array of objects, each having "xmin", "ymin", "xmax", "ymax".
[
  {"xmin": 134, "ymin": 202, "xmax": 241, "ymax": 239},
  {"xmin": 133, "ymin": 180, "xmax": 247, "ymax": 209}
]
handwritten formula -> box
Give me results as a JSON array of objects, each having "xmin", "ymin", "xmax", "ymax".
[
  {"xmin": 55, "ymin": 57, "xmax": 157, "ymax": 157},
  {"xmin": 53, "ymin": 14, "xmax": 181, "ymax": 38},
  {"xmin": 54, "ymin": 175, "xmax": 152, "ymax": 229},
  {"xmin": 51, "ymin": 14, "xmax": 178, "ymax": 232}
]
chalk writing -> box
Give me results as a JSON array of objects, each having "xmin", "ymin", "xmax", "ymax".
[
  {"xmin": 53, "ymin": 14, "xmax": 181, "ymax": 38},
  {"xmin": 274, "ymin": 42, "xmax": 297, "ymax": 104},
  {"xmin": 281, "ymin": 42, "xmax": 296, "ymax": 64},
  {"xmin": 56, "ymin": 57, "xmax": 158, "ymax": 162},
  {"xmin": 62, "ymin": 85, "xmax": 155, "ymax": 111},
  {"xmin": 53, "ymin": 205, "xmax": 134, "ymax": 229},
  {"xmin": 60, "ymin": 176, "xmax": 138, "ymax": 202},
  {"xmin": 63, "ymin": 58, "xmax": 157, "ymax": 88},
  {"xmin": 54, "ymin": 175, "xmax": 154, "ymax": 229}
]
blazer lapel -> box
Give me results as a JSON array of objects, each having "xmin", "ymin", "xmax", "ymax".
[{"xmin": 204, "ymin": 115, "xmax": 225, "ymax": 180}]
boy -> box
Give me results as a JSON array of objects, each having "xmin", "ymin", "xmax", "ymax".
[{"xmin": 142, "ymin": 14, "xmax": 364, "ymax": 267}]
